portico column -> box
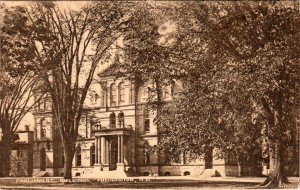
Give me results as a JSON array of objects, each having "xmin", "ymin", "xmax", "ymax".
[
  {"xmin": 98, "ymin": 137, "xmax": 101, "ymax": 164},
  {"xmin": 120, "ymin": 135, "xmax": 124, "ymax": 163},
  {"xmin": 95, "ymin": 138, "xmax": 99, "ymax": 164},
  {"xmin": 101, "ymin": 137, "xmax": 105, "ymax": 164},
  {"xmin": 118, "ymin": 135, "xmax": 121, "ymax": 163},
  {"xmin": 105, "ymin": 139, "xmax": 109, "ymax": 164}
]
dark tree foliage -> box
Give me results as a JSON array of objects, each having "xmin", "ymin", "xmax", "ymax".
[
  {"xmin": 0, "ymin": 4, "xmax": 42, "ymax": 177},
  {"xmin": 157, "ymin": 1, "xmax": 299, "ymax": 187},
  {"xmin": 120, "ymin": 2, "xmax": 186, "ymax": 170}
]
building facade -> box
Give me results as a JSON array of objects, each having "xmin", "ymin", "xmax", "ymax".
[
  {"xmin": 28, "ymin": 65, "xmax": 262, "ymax": 177},
  {"xmin": 6, "ymin": 65, "xmax": 298, "ymax": 178},
  {"xmin": 29, "ymin": 66, "xmax": 233, "ymax": 177}
]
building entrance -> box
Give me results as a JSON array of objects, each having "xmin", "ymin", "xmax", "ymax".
[{"xmin": 109, "ymin": 137, "xmax": 118, "ymax": 171}]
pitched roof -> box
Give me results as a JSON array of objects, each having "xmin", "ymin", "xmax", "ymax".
[
  {"xmin": 97, "ymin": 62, "xmax": 123, "ymax": 77},
  {"xmin": 98, "ymin": 53, "xmax": 127, "ymax": 77}
]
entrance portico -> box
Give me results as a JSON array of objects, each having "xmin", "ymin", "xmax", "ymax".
[{"xmin": 93, "ymin": 127, "xmax": 134, "ymax": 173}]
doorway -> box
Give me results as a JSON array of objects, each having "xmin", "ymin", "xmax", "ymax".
[
  {"xmin": 109, "ymin": 137, "xmax": 118, "ymax": 171},
  {"xmin": 40, "ymin": 147, "xmax": 46, "ymax": 171}
]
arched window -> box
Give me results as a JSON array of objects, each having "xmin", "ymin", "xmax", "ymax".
[
  {"xmin": 40, "ymin": 147, "xmax": 46, "ymax": 171},
  {"xmin": 90, "ymin": 144, "xmax": 95, "ymax": 166},
  {"xmin": 109, "ymin": 112, "xmax": 116, "ymax": 128},
  {"xmin": 118, "ymin": 111, "xmax": 124, "ymax": 128},
  {"xmin": 119, "ymin": 82, "xmax": 126, "ymax": 105},
  {"xmin": 110, "ymin": 84, "xmax": 117, "ymax": 106},
  {"xmin": 40, "ymin": 118, "xmax": 47, "ymax": 139},
  {"xmin": 75, "ymin": 145, "xmax": 81, "ymax": 166}
]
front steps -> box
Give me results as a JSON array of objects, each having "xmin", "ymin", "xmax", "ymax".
[
  {"xmin": 81, "ymin": 164, "xmax": 133, "ymax": 178},
  {"xmin": 201, "ymin": 169, "xmax": 221, "ymax": 177},
  {"xmin": 33, "ymin": 171, "xmax": 48, "ymax": 177},
  {"xmin": 81, "ymin": 170, "xmax": 132, "ymax": 178}
]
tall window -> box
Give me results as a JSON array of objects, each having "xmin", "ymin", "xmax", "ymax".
[
  {"xmin": 17, "ymin": 148, "xmax": 22, "ymax": 156},
  {"xmin": 163, "ymin": 87, "xmax": 170, "ymax": 99},
  {"xmin": 129, "ymin": 82, "xmax": 135, "ymax": 104},
  {"xmin": 17, "ymin": 162, "xmax": 21, "ymax": 172},
  {"xmin": 119, "ymin": 82, "xmax": 126, "ymax": 105},
  {"xmin": 75, "ymin": 145, "xmax": 81, "ymax": 166},
  {"xmin": 144, "ymin": 142, "xmax": 150, "ymax": 165},
  {"xmin": 144, "ymin": 108, "xmax": 150, "ymax": 132},
  {"xmin": 204, "ymin": 148, "xmax": 213, "ymax": 169},
  {"xmin": 45, "ymin": 98, "xmax": 52, "ymax": 111},
  {"xmin": 40, "ymin": 118, "xmax": 47, "ymax": 139},
  {"xmin": 110, "ymin": 84, "xmax": 117, "ymax": 106},
  {"xmin": 101, "ymin": 89, "xmax": 105, "ymax": 107},
  {"xmin": 40, "ymin": 147, "xmax": 46, "ymax": 171},
  {"xmin": 39, "ymin": 99, "xmax": 45, "ymax": 111},
  {"xmin": 90, "ymin": 144, "xmax": 95, "ymax": 166},
  {"xmin": 118, "ymin": 111, "xmax": 124, "ymax": 128},
  {"xmin": 89, "ymin": 91, "xmax": 99, "ymax": 105},
  {"xmin": 109, "ymin": 112, "xmax": 116, "ymax": 128},
  {"xmin": 225, "ymin": 152, "xmax": 237, "ymax": 165},
  {"xmin": 142, "ymin": 86, "xmax": 150, "ymax": 102}
]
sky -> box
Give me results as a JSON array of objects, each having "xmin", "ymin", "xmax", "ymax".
[{"xmin": 3, "ymin": 1, "xmax": 88, "ymax": 10}]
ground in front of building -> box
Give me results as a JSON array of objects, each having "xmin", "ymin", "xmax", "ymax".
[{"xmin": 0, "ymin": 176, "xmax": 299, "ymax": 189}]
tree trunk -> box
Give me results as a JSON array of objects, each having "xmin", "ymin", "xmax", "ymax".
[
  {"xmin": 0, "ymin": 133, "xmax": 12, "ymax": 177},
  {"xmin": 63, "ymin": 143, "xmax": 75, "ymax": 180},
  {"xmin": 259, "ymin": 107, "xmax": 288, "ymax": 188},
  {"xmin": 134, "ymin": 80, "xmax": 140, "ymax": 173},
  {"xmin": 237, "ymin": 161, "xmax": 242, "ymax": 177},
  {"xmin": 236, "ymin": 154, "xmax": 242, "ymax": 177},
  {"xmin": 259, "ymin": 142, "xmax": 288, "ymax": 188},
  {"xmin": 154, "ymin": 78, "xmax": 163, "ymax": 175}
]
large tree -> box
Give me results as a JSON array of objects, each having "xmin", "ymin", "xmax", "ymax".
[
  {"xmin": 2, "ymin": 1, "xmax": 133, "ymax": 179},
  {"xmin": 0, "ymin": 70, "xmax": 39, "ymax": 177},
  {"xmin": 0, "ymin": 5, "xmax": 42, "ymax": 177},
  {"xmin": 120, "ymin": 2, "xmax": 185, "ymax": 172},
  {"xmin": 122, "ymin": 2, "xmax": 182, "ymax": 96},
  {"xmin": 158, "ymin": 1, "xmax": 299, "ymax": 187}
]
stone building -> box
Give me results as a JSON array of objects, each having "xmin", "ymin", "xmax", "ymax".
[
  {"xmin": 30, "ymin": 64, "xmax": 231, "ymax": 177},
  {"xmin": 6, "ymin": 63, "xmax": 298, "ymax": 178},
  {"xmin": 28, "ymin": 64, "xmax": 217, "ymax": 176}
]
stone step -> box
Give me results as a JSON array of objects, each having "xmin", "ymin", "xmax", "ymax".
[
  {"xmin": 201, "ymin": 169, "xmax": 221, "ymax": 177},
  {"xmin": 201, "ymin": 169, "xmax": 215, "ymax": 177},
  {"xmin": 82, "ymin": 170, "xmax": 131, "ymax": 178},
  {"xmin": 33, "ymin": 171, "xmax": 48, "ymax": 177}
]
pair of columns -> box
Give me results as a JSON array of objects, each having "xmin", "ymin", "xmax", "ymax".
[
  {"xmin": 94, "ymin": 135, "xmax": 125, "ymax": 165},
  {"xmin": 117, "ymin": 135, "xmax": 125, "ymax": 163}
]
